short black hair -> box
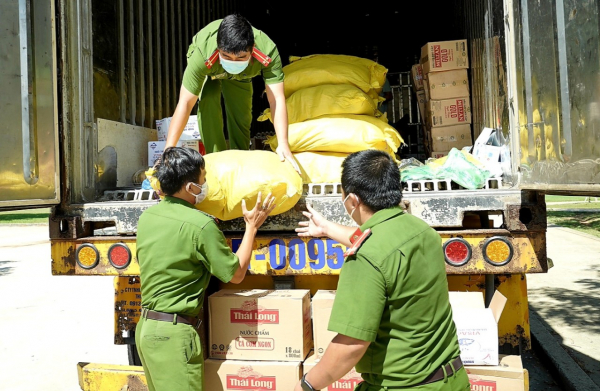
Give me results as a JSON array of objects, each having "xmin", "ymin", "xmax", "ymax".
[
  {"xmin": 217, "ymin": 14, "xmax": 254, "ymax": 53},
  {"xmin": 155, "ymin": 147, "xmax": 205, "ymax": 196},
  {"xmin": 341, "ymin": 149, "xmax": 402, "ymax": 212}
]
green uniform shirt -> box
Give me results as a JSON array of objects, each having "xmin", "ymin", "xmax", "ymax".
[
  {"xmin": 136, "ymin": 196, "xmax": 239, "ymax": 317},
  {"xmin": 182, "ymin": 19, "xmax": 285, "ymax": 96},
  {"xmin": 328, "ymin": 207, "xmax": 461, "ymax": 387}
]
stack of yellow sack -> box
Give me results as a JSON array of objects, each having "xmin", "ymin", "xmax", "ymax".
[
  {"xmin": 145, "ymin": 150, "xmax": 303, "ymax": 221},
  {"xmin": 258, "ymin": 54, "xmax": 404, "ymax": 184}
]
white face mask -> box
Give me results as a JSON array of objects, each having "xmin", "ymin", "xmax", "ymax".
[
  {"xmin": 187, "ymin": 182, "xmax": 208, "ymax": 204},
  {"xmin": 343, "ymin": 194, "xmax": 358, "ymax": 222},
  {"xmin": 219, "ymin": 55, "xmax": 250, "ymax": 75}
]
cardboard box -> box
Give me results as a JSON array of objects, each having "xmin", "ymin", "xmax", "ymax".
[
  {"xmin": 209, "ymin": 289, "xmax": 313, "ymax": 361},
  {"xmin": 421, "ymin": 39, "xmax": 469, "ymax": 73},
  {"xmin": 205, "ymin": 358, "xmax": 301, "ymax": 391},
  {"xmin": 423, "ymin": 79, "xmax": 430, "ymax": 102},
  {"xmin": 425, "ymin": 69, "xmax": 470, "ymax": 100},
  {"xmin": 448, "ymin": 290, "xmax": 507, "ymax": 365},
  {"xmin": 429, "ymin": 124, "xmax": 473, "ymax": 151},
  {"xmin": 466, "ymin": 355, "xmax": 527, "ymax": 391},
  {"xmin": 147, "ymin": 140, "xmax": 203, "ymax": 167},
  {"xmin": 411, "ymin": 63, "xmax": 424, "ymax": 91},
  {"xmin": 156, "ymin": 115, "xmax": 200, "ymax": 141},
  {"xmin": 303, "ymin": 353, "xmax": 362, "ymax": 391},
  {"xmin": 416, "ymin": 90, "xmax": 427, "ymax": 122},
  {"xmin": 426, "ymin": 97, "xmax": 472, "ymax": 128},
  {"xmin": 312, "ymin": 290, "xmax": 336, "ymax": 358}
]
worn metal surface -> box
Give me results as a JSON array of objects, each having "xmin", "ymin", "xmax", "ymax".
[
  {"xmin": 77, "ymin": 362, "xmax": 147, "ymax": 391},
  {"xmin": 0, "ymin": 0, "xmax": 60, "ymax": 208},
  {"xmin": 58, "ymin": 189, "xmax": 548, "ymax": 235},
  {"xmin": 114, "ymin": 276, "xmax": 141, "ymax": 345},
  {"xmin": 440, "ymin": 230, "xmax": 547, "ymax": 274}
]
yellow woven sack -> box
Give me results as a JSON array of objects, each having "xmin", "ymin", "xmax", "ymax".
[
  {"xmin": 258, "ymin": 84, "xmax": 380, "ymax": 124},
  {"xmin": 204, "ymin": 150, "xmax": 303, "ymax": 220},
  {"xmin": 283, "ymin": 54, "xmax": 388, "ymax": 98},
  {"xmin": 264, "ymin": 116, "xmax": 402, "ymax": 156},
  {"xmin": 144, "ymin": 166, "xmax": 227, "ymax": 218},
  {"xmin": 145, "ymin": 150, "xmax": 303, "ymax": 220},
  {"xmin": 294, "ymin": 151, "xmax": 349, "ymax": 184}
]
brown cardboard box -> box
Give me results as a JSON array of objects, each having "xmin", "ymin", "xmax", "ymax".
[
  {"xmin": 205, "ymin": 358, "xmax": 301, "ymax": 391},
  {"xmin": 209, "ymin": 289, "xmax": 313, "ymax": 361},
  {"xmin": 423, "ymin": 79, "xmax": 430, "ymax": 102},
  {"xmin": 429, "ymin": 124, "xmax": 473, "ymax": 152},
  {"xmin": 411, "ymin": 63, "xmax": 424, "ymax": 91},
  {"xmin": 425, "ymin": 69, "xmax": 470, "ymax": 100},
  {"xmin": 421, "ymin": 39, "xmax": 469, "ymax": 73},
  {"xmin": 465, "ymin": 355, "xmax": 527, "ymax": 391},
  {"xmin": 312, "ymin": 290, "xmax": 336, "ymax": 358},
  {"xmin": 303, "ymin": 353, "xmax": 362, "ymax": 390},
  {"xmin": 426, "ymin": 97, "xmax": 472, "ymax": 128},
  {"xmin": 416, "ymin": 90, "xmax": 427, "ymax": 122}
]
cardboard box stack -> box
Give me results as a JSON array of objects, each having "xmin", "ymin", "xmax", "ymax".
[
  {"xmin": 416, "ymin": 39, "xmax": 473, "ymax": 158},
  {"xmin": 205, "ymin": 289, "xmax": 312, "ymax": 390},
  {"xmin": 149, "ymin": 115, "xmax": 205, "ymax": 166},
  {"xmin": 303, "ymin": 290, "xmax": 362, "ymax": 390}
]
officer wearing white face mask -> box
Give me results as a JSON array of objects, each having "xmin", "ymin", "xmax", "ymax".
[
  {"xmin": 295, "ymin": 149, "xmax": 467, "ymax": 391},
  {"xmin": 135, "ymin": 147, "xmax": 276, "ymax": 391},
  {"xmin": 166, "ymin": 13, "xmax": 301, "ymax": 176}
]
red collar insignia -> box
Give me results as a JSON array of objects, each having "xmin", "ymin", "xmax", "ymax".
[
  {"xmin": 204, "ymin": 49, "xmax": 219, "ymax": 69},
  {"xmin": 252, "ymin": 47, "xmax": 272, "ymax": 66},
  {"xmin": 343, "ymin": 228, "xmax": 372, "ymax": 257}
]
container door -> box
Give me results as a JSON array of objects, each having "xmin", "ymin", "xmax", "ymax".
[
  {"xmin": 0, "ymin": 0, "xmax": 59, "ymax": 209},
  {"xmin": 508, "ymin": 0, "xmax": 600, "ymax": 194}
]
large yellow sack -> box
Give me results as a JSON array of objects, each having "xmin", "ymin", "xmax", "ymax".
[
  {"xmin": 146, "ymin": 150, "xmax": 303, "ymax": 220},
  {"xmin": 294, "ymin": 152, "xmax": 349, "ymax": 184},
  {"xmin": 258, "ymin": 84, "xmax": 380, "ymax": 124},
  {"xmin": 283, "ymin": 54, "xmax": 388, "ymax": 99},
  {"xmin": 265, "ymin": 115, "xmax": 403, "ymax": 155}
]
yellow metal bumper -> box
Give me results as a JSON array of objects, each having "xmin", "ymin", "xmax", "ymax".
[
  {"xmin": 52, "ymin": 231, "xmax": 546, "ymax": 276},
  {"xmin": 77, "ymin": 362, "xmax": 146, "ymax": 391}
]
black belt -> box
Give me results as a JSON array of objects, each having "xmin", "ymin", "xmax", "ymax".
[
  {"xmin": 416, "ymin": 356, "xmax": 463, "ymax": 386},
  {"xmin": 143, "ymin": 308, "xmax": 201, "ymax": 328}
]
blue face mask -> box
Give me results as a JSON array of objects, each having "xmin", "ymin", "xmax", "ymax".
[{"xmin": 219, "ymin": 55, "xmax": 250, "ymax": 75}]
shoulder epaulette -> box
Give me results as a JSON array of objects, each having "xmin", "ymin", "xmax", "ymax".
[
  {"xmin": 252, "ymin": 47, "xmax": 272, "ymax": 66},
  {"xmin": 204, "ymin": 49, "xmax": 219, "ymax": 69},
  {"xmin": 343, "ymin": 228, "xmax": 372, "ymax": 257}
]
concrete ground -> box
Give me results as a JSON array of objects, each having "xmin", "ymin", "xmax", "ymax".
[{"xmin": 528, "ymin": 225, "xmax": 600, "ymax": 391}]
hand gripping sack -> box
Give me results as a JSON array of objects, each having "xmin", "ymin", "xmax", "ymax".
[{"xmin": 146, "ymin": 150, "xmax": 303, "ymax": 220}]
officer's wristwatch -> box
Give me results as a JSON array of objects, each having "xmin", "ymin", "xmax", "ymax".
[{"xmin": 300, "ymin": 374, "xmax": 317, "ymax": 391}]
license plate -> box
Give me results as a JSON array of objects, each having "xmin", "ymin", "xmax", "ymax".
[{"xmin": 227, "ymin": 236, "xmax": 348, "ymax": 275}]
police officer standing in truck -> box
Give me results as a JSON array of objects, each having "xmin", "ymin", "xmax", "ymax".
[
  {"xmin": 165, "ymin": 13, "xmax": 300, "ymax": 175},
  {"xmin": 294, "ymin": 149, "xmax": 470, "ymax": 391}
]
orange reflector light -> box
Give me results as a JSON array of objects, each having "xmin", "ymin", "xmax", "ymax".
[
  {"xmin": 108, "ymin": 243, "xmax": 131, "ymax": 269},
  {"xmin": 483, "ymin": 237, "xmax": 513, "ymax": 266},
  {"xmin": 76, "ymin": 243, "xmax": 99, "ymax": 269},
  {"xmin": 443, "ymin": 238, "xmax": 472, "ymax": 266}
]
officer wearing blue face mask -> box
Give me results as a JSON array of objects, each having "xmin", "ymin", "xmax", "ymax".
[
  {"xmin": 166, "ymin": 13, "xmax": 301, "ymax": 176},
  {"xmin": 135, "ymin": 146, "xmax": 276, "ymax": 391}
]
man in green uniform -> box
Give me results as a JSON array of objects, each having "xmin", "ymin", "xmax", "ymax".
[
  {"xmin": 166, "ymin": 13, "xmax": 300, "ymax": 174},
  {"xmin": 135, "ymin": 146, "xmax": 276, "ymax": 391},
  {"xmin": 294, "ymin": 149, "xmax": 469, "ymax": 391}
]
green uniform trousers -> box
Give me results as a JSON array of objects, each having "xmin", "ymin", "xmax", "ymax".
[
  {"xmin": 135, "ymin": 316, "xmax": 204, "ymax": 391},
  {"xmin": 198, "ymin": 77, "xmax": 253, "ymax": 153},
  {"xmin": 354, "ymin": 367, "xmax": 470, "ymax": 391}
]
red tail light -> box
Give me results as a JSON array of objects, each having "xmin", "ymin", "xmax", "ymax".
[
  {"xmin": 108, "ymin": 243, "xmax": 132, "ymax": 269},
  {"xmin": 443, "ymin": 238, "xmax": 472, "ymax": 266}
]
